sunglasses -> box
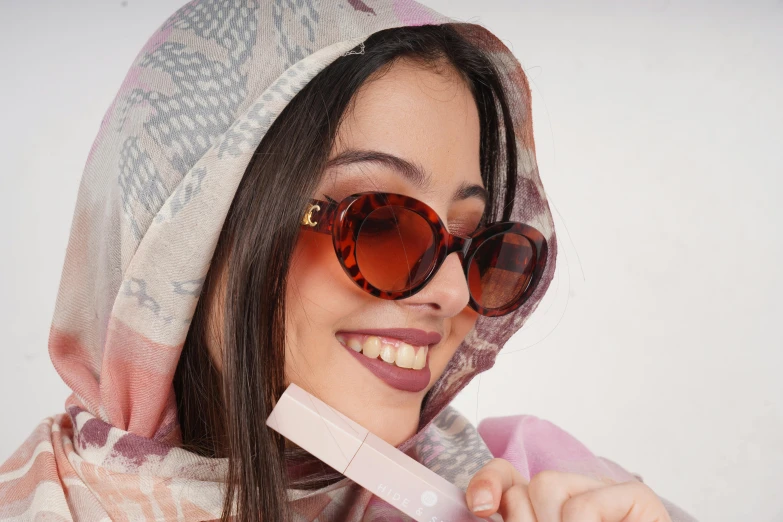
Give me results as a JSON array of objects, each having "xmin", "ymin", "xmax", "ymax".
[{"xmin": 300, "ymin": 191, "xmax": 547, "ymax": 317}]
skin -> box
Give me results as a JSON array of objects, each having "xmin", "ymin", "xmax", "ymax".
[
  {"xmin": 465, "ymin": 459, "xmax": 673, "ymax": 522},
  {"xmin": 206, "ymin": 57, "xmax": 484, "ymax": 441},
  {"xmin": 285, "ymin": 58, "xmax": 484, "ymax": 446},
  {"xmin": 208, "ymin": 56, "xmax": 672, "ymax": 520}
]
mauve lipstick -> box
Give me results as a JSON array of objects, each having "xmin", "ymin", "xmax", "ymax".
[{"xmin": 336, "ymin": 328, "xmax": 441, "ymax": 393}]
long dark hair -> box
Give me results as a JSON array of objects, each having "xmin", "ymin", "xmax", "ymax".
[{"xmin": 173, "ymin": 24, "xmax": 518, "ymax": 522}]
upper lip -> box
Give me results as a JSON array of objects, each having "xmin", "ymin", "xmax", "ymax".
[{"xmin": 336, "ymin": 328, "xmax": 442, "ymax": 347}]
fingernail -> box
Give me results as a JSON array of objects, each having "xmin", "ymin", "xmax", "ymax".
[{"xmin": 471, "ymin": 488, "xmax": 494, "ymax": 512}]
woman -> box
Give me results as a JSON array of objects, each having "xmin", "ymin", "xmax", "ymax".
[{"xmin": 0, "ymin": 1, "xmax": 698, "ymax": 521}]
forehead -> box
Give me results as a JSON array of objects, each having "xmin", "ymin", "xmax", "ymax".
[{"xmin": 329, "ymin": 58, "xmax": 483, "ymax": 200}]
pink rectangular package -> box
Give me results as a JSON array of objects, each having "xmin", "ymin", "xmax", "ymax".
[{"xmin": 267, "ymin": 383, "xmax": 502, "ymax": 522}]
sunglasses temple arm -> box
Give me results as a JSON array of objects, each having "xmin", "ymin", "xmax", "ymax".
[{"xmin": 301, "ymin": 199, "xmax": 338, "ymax": 235}]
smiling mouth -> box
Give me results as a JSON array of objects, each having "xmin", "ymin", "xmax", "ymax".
[{"xmin": 335, "ymin": 333, "xmax": 429, "ymax": 370}]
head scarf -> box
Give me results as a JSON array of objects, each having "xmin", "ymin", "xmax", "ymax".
[{"xmin": 0, "ymin": 0, "xmax": 558, "ymax": 519}]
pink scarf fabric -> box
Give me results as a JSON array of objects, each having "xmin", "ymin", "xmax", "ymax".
[{"xmin": 0, "ymin": 0, "xmax": 697, "ymax": 520}]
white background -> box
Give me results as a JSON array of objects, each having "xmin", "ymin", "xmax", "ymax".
[{"xmin": 1, "ymin": 1, "xmax": 781, "ymax": 521}]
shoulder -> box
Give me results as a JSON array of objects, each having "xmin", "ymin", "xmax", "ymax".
[
  {"xmin": 0, "ymin": 415, "xmax": 75, "ymax": 520},
  {"xmin": 1, "ymin": 415, "xmax": 58, "ymax": 474},
  {"xmin": 476, "ymin": 414, "xmax": 701, "ymax": 522},
  {"xmin": 476, "ymin": 414, "xmax": 642, "ymax": 483}
]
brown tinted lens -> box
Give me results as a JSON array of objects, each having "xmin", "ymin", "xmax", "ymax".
[
  {"xmin": 468, "ymin": 233, "xmax": 535, "ymax": 310},
  {"xmin": 355, "ymin": 206, "xmax": 436, "ymax": 292}
]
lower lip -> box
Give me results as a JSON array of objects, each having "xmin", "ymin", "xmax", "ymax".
[{"xmin": 338, "ymin": 338, "xmax": 432, "ymax": 393}]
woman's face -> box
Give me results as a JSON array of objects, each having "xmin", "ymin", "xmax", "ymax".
[{"xmin": 285, "ymin": 58, "xmax": 485, "ymax": 446}]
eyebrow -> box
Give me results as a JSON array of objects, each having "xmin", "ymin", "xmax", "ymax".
[{"xmin": 324, "ymin": 149, "xmax": 489, "ymax": 206}]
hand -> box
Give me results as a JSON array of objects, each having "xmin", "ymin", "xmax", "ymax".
[{"xmin": 465, "ymin": 458, "xmax": 672, "ymax": 522}]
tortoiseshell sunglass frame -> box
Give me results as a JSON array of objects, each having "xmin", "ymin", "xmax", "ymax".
[{"xmin": 299, "ymin": 191, "xmax": 548, "ymax": 317}]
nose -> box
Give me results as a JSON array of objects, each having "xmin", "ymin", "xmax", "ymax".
[{"xmin": 400, "ymin": 252, "xmax": 471, "ymax": 317}]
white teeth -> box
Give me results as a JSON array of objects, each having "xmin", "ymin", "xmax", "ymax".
[
  {"xmin": 380, "ymin": 344, "xmax": 396, "ymax": 363},
  {"xmin": 340, "ymin": 334, "xmax": 429, "ymax": 370},
  {"xmin": 361, "ymin": 336, "xmax": 382, "ymax": 359},
  {"xmin": 395, "ymin": 343, "xmax": 415, "ymax": 368},
  {"xmin": 413, "ymin": 346, "xmax": 428, "ymax": 370}
]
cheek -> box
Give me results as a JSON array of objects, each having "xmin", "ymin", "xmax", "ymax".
[
  {"xmin": 453, "ymin": 307, "xmax": 480, "ymax": 340},
  {"xmin": 288, "ymin": 232, "xmax": 344, "ymax": 311},
  {"xmin": 429, "ymin": 307, "xmax": 479, "ymax": 379},
  {"xmin": 285, "ymin": 232, "xmax": 365, "ymax": 343}
]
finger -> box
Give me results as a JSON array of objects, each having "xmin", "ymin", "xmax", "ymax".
[
  {"xmin": 561, "ymin": 481, "xmax": 671, "ymax": 522},
  {"xmin": 466, "ymin": 458, "xmax": 528, "ymax": 515},
  {"xmin": 527, "ymin": 470, "xmax": 617, "ymax": 522},
  {"xmin": 497, "ymin": 483, "xmax": 537, "ymax": 522}
]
